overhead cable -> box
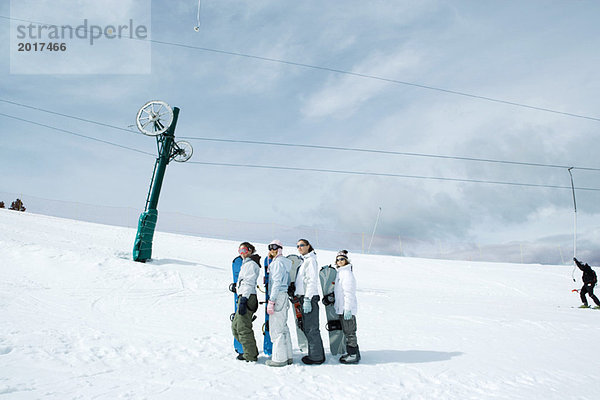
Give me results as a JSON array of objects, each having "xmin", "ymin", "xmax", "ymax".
[
  {"xmin": 1, "ymin": 15, "xmax": 600, "ymax": 123},
  {"xmin": 2, "ymin": 98, "xmax": 599, "ymax": 172},
  {"xmin": 187, "ymin": 160, "xmax": 600, "ymax": 192},
  {"xmin": 0, "ymin": 112, "xmax": 154, "ymax": 157},
  {"xmin": 3, "ymin": 110, "xmax": 599, "ymax": 192}
]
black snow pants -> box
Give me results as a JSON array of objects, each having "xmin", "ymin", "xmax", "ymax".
[
  {"xmin": 580, "ymin": 284, "xmax": 600, "ymax": 307},
  {"xmin": 301, "ymin": 295, "xmax": 325, "ymax": 362}
]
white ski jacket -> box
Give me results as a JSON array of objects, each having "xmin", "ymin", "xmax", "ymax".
[
  {"xmin": 268, "ymin": 255, "xmax": 292, "ymax": 301},
  {"xmin": 237, "ymin": 257, "xmax": 259, "ymax": 298},
  {"xmin": 334, "ymin": 263, "xmax": 358, "ymax": 315},
  {"xmin": 295, "ymin": 251, "xmax": 320, "ymax": 298}
]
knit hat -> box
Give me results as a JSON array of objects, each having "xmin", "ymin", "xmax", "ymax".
[
  {"xmin": 336, "ymin": 250, "xmax": 349, "ymax": 261},
  {"xmin": 269, "ymin": 239, "xmax": 283, "ymax": 257}
]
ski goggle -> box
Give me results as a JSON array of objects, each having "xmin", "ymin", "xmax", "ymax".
[
  {"xmin": 268, "ymin": 244, "xmax": 281, "ymax": 251},
  {"xmin": 238, "ymin": 247, "xmax": 249, "ymax": 255},
  {"xmin": 296, "ymin": 243, "xmax": 307, "ymax": 248},
  {"xmin": 336, "ymin": 257, "xmax": 347, "ymax": 262}
]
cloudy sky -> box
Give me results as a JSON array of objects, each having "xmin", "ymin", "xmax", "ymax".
[{"xmin": 1, "ymin": 0, "xmax": 599, "ymax": 262}]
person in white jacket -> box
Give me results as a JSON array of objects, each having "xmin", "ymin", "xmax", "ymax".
[
  {"xmin": 295, "ymin": 239, "xmax": 325, "ymax": 364},
  {"xmin": 334, "ymin": 250, "xmax": 360, "ymax": 364},
  {"xmin": 265, "ymin": 240, "xmax": 294, "ymax": 367},
  {"xmin": 231, "ymin": 242, "xmax": 260, "ymax": 362}
]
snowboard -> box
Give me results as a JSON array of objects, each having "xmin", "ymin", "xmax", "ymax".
[
  {"xmin": 319, "ymin": 264, "xmax": 346, "ymax": 355},
  {"xmin": 263, "ymin": 256, "xmax": 273, "ymax": 356},
  {"xmin": 287, "ymin": 254, "xmax": 308, "ymax": 352},
  {"xmin": 231, "ymin": 256, "xmax": 244, "ymax": 354},
  {"xmin": 559, "ymin": 305, "xmax": 600, "ymax": 309}
]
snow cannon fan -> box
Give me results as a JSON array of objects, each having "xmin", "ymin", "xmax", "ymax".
[{"xmin": 133, "ymin": 101, "xmax": 194, "ymax": 262}]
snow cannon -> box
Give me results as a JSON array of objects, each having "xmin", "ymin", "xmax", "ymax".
[{"xmin": 133, "ymin": 101, "xmax": 193, "ymax": 262}]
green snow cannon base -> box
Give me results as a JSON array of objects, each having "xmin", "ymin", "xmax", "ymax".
[{"xmin": 133, "ymin": 209, "xmax": 158, "ymax": 262}]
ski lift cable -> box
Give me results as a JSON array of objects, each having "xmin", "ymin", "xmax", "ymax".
[
  {"xmin": 186, "ymin": 160, "xmax": 600, "ymax": 192},
  {"xmin": 179, "ymin": 136, "xmax": 600, "ymax": 172},
  {"xmin": 0, "ymin": 112, "xmax": 155, "ymax": 157},
  {"xmin": 0, "ymin": 98, "xmax": 136, "ymax": 134},
  {"xmin": 2, "ymin": 98, "xmax": 600, "ymax": 173},
  {"xmin": 1, "ymin": 14, "xmax": 600, "ymax": 123},
  {"xmin": 2, "ymin": 110, "xmax": 600, "ymax": 192},
  {"xmin": 145, "ymin": 38, "xmax": 600, "ymax": 124}
]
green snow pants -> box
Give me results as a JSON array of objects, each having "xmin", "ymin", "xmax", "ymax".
[{"xmin": 231, "ymin": 294, "xmax": 259, "ymax": 361}]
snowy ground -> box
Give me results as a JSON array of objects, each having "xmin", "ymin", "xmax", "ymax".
[{"xmin": 1, "ymin": 209, "xmax": 599, "ymax": 399}]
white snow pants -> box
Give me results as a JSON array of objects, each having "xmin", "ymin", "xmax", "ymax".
[{"xmin": 269, "ymin": 291, "xmax": 293, "ymax": 363}]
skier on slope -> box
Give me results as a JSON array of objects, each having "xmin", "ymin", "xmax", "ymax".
[
  {"xmin": 231, "ymin": 242, "xmax": 260, "ymax": 361},
  {"xmin": 265, "ymin": 240, "xmax": 294, "ymax": 367},
  {"xmin": 574, "ymin": 257, "xmax": 600, "ymax": 309},
  {"xmin": 295, "ymin": 239, "xmax": 326, "ymax": 364},
  {"xmin": 334, "ymin": 250, "xmax": 361, "ymax": 364}
]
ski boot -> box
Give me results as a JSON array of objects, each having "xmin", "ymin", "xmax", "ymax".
[
  {"xmin": 578, "ymin": 304, "xmax": 590, "ymax": 309},
  {"xmin": 236, "ymin": 353, "xmax": 256, "ymax": 362},
  {"xmin": 339, "ymin": 345, "xmax": 361, "ymax": 364},
  {"xmin": 301, "ymin": 356, "xmax": 325, "ymax": 365},
  {"xmin": 266, "ymin": 359, "xmax": 293, "ymax": 367}
]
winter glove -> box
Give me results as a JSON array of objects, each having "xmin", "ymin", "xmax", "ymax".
[
  {"xmin": 287, "ymin": 282, "xmax": 296, "ymax": 297},
  {"xmin": 238, "ymin": 297, "xmax": 248, "ymax": 315},
  {"xmin": 322, "ymin": 292, "xmax": 335, "ymax": 306},
  {"xmin": 343, "ymin": 309, "xmax": 352, "ymax": 320},
  {"xmin": 303, "ymin": 297, "xmax": 312, "ymax": 314},
  {"xmin": 267, "ymin": 300, "xmax": 275, "ymax": 315}
]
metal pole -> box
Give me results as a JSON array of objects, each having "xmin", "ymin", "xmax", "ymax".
[
  {"xmin": 133, "ymin": 108, "xmax": 180, "ymax": 262},
  {"xmin": 568, "ymin": 167, "xmax": 577, "ymax": 281},
  {"xmin": 147, "ymin": 108, "xmax": 179, "ymax": 210},
  {"xmin": 368, "ymin": 207, "xmax": 382, "ymax": 254}
]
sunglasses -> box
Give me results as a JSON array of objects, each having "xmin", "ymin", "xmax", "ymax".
[
  {"xmin": 238, "ymin": 247, "xmax": 249, "ymax": 255},
  {"xmin": 336, "ymin": 258, "xmax": 347, "ymax": 262},
  {"xmin": 268, "ymin": 244, "xmax": 281, "ymax": 251},
  {"xmin": 296, "ymin": 244, "xmax": 307, "ymax": 248}
]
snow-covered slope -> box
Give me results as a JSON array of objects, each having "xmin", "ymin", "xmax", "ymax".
[{"xmin": 1, "ymin": 209, "xmax": 599, "ymax": 399}]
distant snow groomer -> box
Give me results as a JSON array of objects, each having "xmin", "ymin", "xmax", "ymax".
[{"xmin": 574, "ymin": 257, "xmax": 600, "ymax": 309}]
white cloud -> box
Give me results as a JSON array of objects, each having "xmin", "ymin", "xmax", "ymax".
[
  {"xmin": 301, "ymin": 49, "xmax": 422, "ymax": 118},
  {"xmin": 2, "ymin": 0, "xmax": 600, "ymax": 263}
]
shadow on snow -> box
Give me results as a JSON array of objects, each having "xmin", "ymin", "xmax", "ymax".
[
  {"xmin": 359, "ymin": 350, "xmax": 464, "ymax": 365},
  {"xmin": 146, "ymin": 258, "xmax": 224, "ymax": 270}
]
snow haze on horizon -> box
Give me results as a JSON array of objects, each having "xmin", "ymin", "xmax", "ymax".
[{"xmin": 1, "ymin": 1, "xmax": 599, "ymax": 263}]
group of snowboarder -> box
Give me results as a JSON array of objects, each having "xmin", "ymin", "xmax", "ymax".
[
  {"xmin": 230, "ymin": 239, "xmax": 360, "ymax": 366},
  {"xmin": 229, "ymin": 243, "xmax": 598, "ymax": 366}
]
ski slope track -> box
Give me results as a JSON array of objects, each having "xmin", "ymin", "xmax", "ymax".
[{"xmin": 1, "ymin": 209, "xmax": 599, "ymax": 399}]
